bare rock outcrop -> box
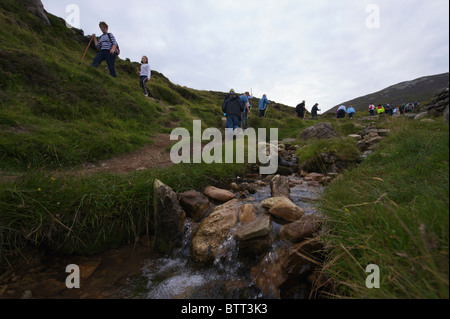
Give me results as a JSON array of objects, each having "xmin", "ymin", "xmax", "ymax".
[{"xmin": 20, "ymin": 0, "xmax": 51, "ymax": 25}]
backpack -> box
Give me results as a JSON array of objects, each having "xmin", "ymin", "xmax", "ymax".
[{"xmin": 107, "ymin": 33, "xmax": 120, "ymax": 55}]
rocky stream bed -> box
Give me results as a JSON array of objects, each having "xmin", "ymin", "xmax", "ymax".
[{"xmin": 0, "ymin": 122, "xmax": 390, "ymax": 299}]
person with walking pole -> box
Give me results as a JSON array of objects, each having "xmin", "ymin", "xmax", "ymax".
[
  {"xmin": 91, "ymin": 21, "xmax": 120, "ymax": 77},
  {"xmin": 259, "ymin": 94, "xmax": 270, "ymax": 118},
  {"xmin": 81, "ymin": 35, "xmax": 94, "ymax": 63}
]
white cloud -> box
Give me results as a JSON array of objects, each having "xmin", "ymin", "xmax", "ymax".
[{"xmin": 42, "ymin": 0, "xmax": 449, "ymax": 112}]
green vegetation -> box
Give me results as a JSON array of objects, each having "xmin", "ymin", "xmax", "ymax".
[
  {"xmin": 0, "ymin": 1, "xmax": 288, "ymax": 263},
  {"xmin": 0, "ymin": 1, "xmax": 448, "ymax": 300},
  {"xmin": 319, "ymin": 118, "xmax": 449, "ymax": 298},
  {"xmin": 0, "ymin": 161, "xmax": 246, "ymax": 261}
]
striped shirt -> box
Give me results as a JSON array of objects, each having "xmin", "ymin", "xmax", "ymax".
[{"xmin": 96, "ymin": 33, "xmax": 118, "ymax": 51}]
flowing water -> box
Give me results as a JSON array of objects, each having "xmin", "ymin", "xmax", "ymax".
[
  {"xmin": 0, "ymin": 174, "xmax": 324, "ymax": 299},
  {"xmin": 118, "ymin": 177, "xmax": 325, "ymax": 299}
]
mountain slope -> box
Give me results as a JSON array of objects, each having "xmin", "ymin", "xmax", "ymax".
[
  {"xmin": 326, "ymin": 73, "xmax": 449, "ymax": 113},
  {"xmin": 0, "ymin": 0, "xmax": 295, "ymax": 172}
]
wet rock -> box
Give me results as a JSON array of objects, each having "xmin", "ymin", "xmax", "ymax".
[
  {"xmin": 79, "ymin": 258, "xmax": 102, "ymax": 280},
  {"xmin": 270, "ymin": 175, "xmax": 290, "ymax": 198},
  {"xmin": 304, "ymin": 173, "xmax": 325, "ymax": 183},
  {"xmin": 300, "ymin": 122, "xmax": 338, "ymax": 140},
  {"xmin": 275, "ymin": 166, "xmax": 293, "ymax": 176},
  {"xmin": 262, "ymin": 197, "xmax": 304, "ymax": 222},
  {"xmin": 179, "ymin": 190, "xmax": 211, "ymax": 222},
  {"xmin": 280, "ymin": 215, "xmax": 321, "ymax": 243},
  {"xmin": 230, "ymin": 182, "xmax": 239, "ymax": 191},
  {"xmin": 237, "ymin": 234, "xmax": 274, "ymax": 257},
  {"xmin": 238, "ymin": 204, "xmax": 256, "ymax": 223},
  {"xmin": 153, "ymin": 179, "xmax": 187, "ymax": 253},
  {"xmin": 203, "ymin": 186, "xmax": 236, "ymax": 202},
  {"xmin": 238, "ymin": 182, "xmax": 257, "ymax": 194},
  {"xmin": 190, "ymin": 199, "xmax": 240, "ymax": 263},
  {"xmin": 233, "ymin": 215, "xmax": 272, "ymax": 241},
  {"xmin": 251, "ymin": 239, "xmax": 320, "ymax": 298}
]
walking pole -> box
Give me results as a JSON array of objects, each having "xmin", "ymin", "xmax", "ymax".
[
  {"xmin": 265, "ymin": 102, "xmax": 269, "ymax": 118},
  {"xmin": 81, "ymin": 35, "xmax": 94, "ymax": 63}
]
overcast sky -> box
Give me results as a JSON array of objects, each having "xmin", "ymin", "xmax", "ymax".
[{"xmin": 41, "ymin": 0, "xmax": 449, "ymax": 112}]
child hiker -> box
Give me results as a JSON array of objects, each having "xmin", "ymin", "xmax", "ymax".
[{"xmin": 137, "ymin": 56, "xmax": 151, "ymax": 97}]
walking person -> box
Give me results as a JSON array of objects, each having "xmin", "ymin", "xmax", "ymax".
[
  {"xmin": 336, "ymin": 105, "xmax": 347, "ymax": 119},
  {"xmin": 259, "ymin": 94, "xmax": 270, "ymax": 117},
  {"xmin": 91, "ymin": 22, "xmax": 120, "ymax": 77},
  {"xmin": 240, "ymin": 92, "xmax": 252, "ymax": 129},
  {"xmin": 368, "ymin": 103, "xmax": 376, "ymax": 116},
  {"xmin": 347, "ymin": 106, "xmax": 356, "ymax": 119},
  {"xmin": 311, "ymin": 103, "xmax": 320, "ymax": 119},
  {"xmin": 296, "ymin": 101, "xmax": 306, "ymax": 119},
  {"xmin": 223, "ymin": 90, "xmax": 244, "ymax": 133},
  {"xmin": 137, "ymin": 56, "xmax": 151, "ymax": 97}
]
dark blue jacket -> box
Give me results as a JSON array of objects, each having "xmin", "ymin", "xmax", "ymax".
[{"xmin": 222, "ymin": 93, "xmax": 244, "ymax": 117}]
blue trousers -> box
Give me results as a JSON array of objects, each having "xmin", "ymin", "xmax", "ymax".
[
  {"xmin": 140, "ymin": 76, "xmax": 149, "ymax": 95},
  {"xmin": 92, "ymin": 50, "xmax": 117, "ymax": 77},
  {"xmin": 226, "ymin": 115, "xmax": 240, "ymax": 130}
]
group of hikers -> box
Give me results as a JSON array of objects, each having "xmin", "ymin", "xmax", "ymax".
[
  {"xmin": 222, "ymin": 89, "xmax": 271, "ymax": 130},
  {"xmin": 295, "ymin": 101, "xmax": 321, "ymax": 120},
  {"xmin": 93, "ymin": 22, "xmax": 423, "ymax": 129},
  {"xmin": 336, "ymin": 102, "xmax": 420, "ymax": 119},
  {"xmin": 90, "ymin": 21, "xmax": 151, "ymax": 96}
]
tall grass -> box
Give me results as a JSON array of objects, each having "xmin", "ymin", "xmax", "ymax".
[
  {"xmin": 318, "ymin": 118, "xmax": 449, "ymax": 299},
  {"xmin": 0, "ymin": 161, "xmax": 246, "ymax": 265}
]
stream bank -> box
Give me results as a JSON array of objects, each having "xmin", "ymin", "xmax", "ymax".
[
  {"xmin": 1, "ymin": 122, "xmax": 388, "ymax": 299},
  {"xmin": 0, "ymin": 156, "xmax": 329, "ymax": 299}
]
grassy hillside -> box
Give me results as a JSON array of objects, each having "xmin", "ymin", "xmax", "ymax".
[
  {"xmin": 0, "ymin": 0, "xmax": 296, "ymax": 174},
  {"xmin": 0, "ymin": 1, "xmax": 448, "ymax": 300},
  {"xmin": 318, "ymin": 117, "xmax": 449, "ymax": 299},
  {"xmin": 0, "ymin": 0, "xmax": 296, "ymax": 261},
  {"xmin": 327, "ymin": 73, "xmax": 449, "ymax": 114}
]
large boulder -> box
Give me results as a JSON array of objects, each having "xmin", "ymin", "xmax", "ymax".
[
  {"xmin": 179, "ymin": 190, "xmax": 211, "ymax": 222},
  {"xmin": 203, "ymin": 186, "xmax": 236, "ymax": 202},
  {"xmin": 279, "ymin": 215, "xmax": 321, "ymax": 243},
  {"xmin": 300, "ymin": 122, "xmax": 337, "ymax": 140},
  {"xmin": 190, "ymin": 199, "xmax": 241, "ymax": 263},
  {"xmin": 238, "ymin": 204, "xmax": 257, "ymax": 223},
  {"xmin": 262, "ymin": 197, "xmax": 304, "ymax": 222},
  {"xmin": 251, "ymin": 239, "xmax": 321, "ymax": 298},
  {"xmin": 153, "ymin": 180, "xmax": 186, "ymax": 253},
  {"xmin": 270, "ymin": 175, "xmax": 290, "ymax": 198},
  {"xmin": 233, "ymin": 215, "xmax": 272, "ymax": 241},
  {"xmin": 424, "ymin": 86, "xmax": 449, "ymax": 119},
  {"xmin": 21, "ymin": 0, "xmax": 51, "ymax": 25}
]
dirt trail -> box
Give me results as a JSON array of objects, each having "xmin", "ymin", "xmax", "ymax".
[{"xmin": 62, "ymin": 133, "xmax": 176, "ymax": 177}]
